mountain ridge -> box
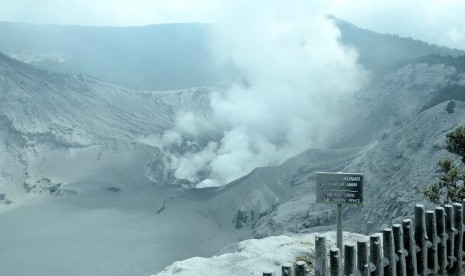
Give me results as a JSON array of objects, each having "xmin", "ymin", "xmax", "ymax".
[
  {"xmin": 332, "ymin": 16, "xmax": 465, "ymax": 73},
  {"xmin": 1, "ymin": 19, "xmax": 464, "ymax": 91},
  {"xmin": 0, "ymin": 22, "xmax": 227, "ymax": 90}
]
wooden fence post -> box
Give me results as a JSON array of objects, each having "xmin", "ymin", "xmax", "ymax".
[
  {"xmin": 462, "ymin": 200, "xmax": 465, "ymax": 257},
  {"xmin": 435, "ymin": 206, "xmax": 447, "ymax": 274},
  {"xmin": 295, "ymin": 260, "xmax": 309, "ymax": 276},
  {"xmin": 370, "ymin": 233, "xmax": 383, "ymax": 276},
  {"xmin": 402, "ymin": 219, "xmax": 418, "ymax": 276},
  {"xmin": 425, "ymin": 211, "xmax": 438, "ymax": 274},
  {"xmin": 315, "ymin": 236, "xmax": 327, "ymax": 276},
  {"xmin": 462, "ymin": 199, "xmax": 465, "ymax": 258},
  {"xmin": 444, "ymin": 204, "xmax": 455, "ymax": 271},
  {"xmin": 357, "ymin": 239, "xmax": 369, "ymax": 276},
  {"xmin": 344, "ymin": 243, "xmax": 356, "ymax": 276},
  {"xmin": 414, "ymin": 204, "xmax": 427, "ymax": 276},
  {"xmin": 262, "ymin": 202, "xmax": 465, "ymax": 276},
  {"xmin": 282, "ymin": 263, "xmax": 293, "ymax": 276},
  {"xmin": 392, "ymin": 224, "xmax": 407, "ymax": 276},
  {"xmin": 330, "ymin": 248, "xmax": 340, "ymax": 276},
  {"xmin": 382, "ymin": 228, "xmax": 396, "ymax": 276},
  {"xmin": 451, "ymin": 203, "xmax": 463, "ymax": 275}
]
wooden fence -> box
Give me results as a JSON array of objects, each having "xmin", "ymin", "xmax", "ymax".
[{"xmin": 263, "ymin": 201, "xmax": 465, "ymax": 276}]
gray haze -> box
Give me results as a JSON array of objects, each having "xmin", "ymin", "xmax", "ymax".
[{"xmin": 1, "ymin": 0, "xmax": 464, "ymax": 50}]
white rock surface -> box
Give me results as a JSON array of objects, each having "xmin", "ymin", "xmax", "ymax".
[{"xmin": 155, "ymin": 231, "xmax": 366, "ymax": 276}]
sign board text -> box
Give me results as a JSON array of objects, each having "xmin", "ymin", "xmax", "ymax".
[{"xmin": 316, "ymin": 172, "xmax": 363, "ymax": 204}]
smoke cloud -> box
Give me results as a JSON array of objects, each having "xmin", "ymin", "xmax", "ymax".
[{"xmin": 150, "ymin": 0, "xmax": 366, "ymax": 188}]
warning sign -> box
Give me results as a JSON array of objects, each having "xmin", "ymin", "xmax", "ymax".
[{"xmin": 316, "ymin": 172, "xmax": 363, "ymax": 204}]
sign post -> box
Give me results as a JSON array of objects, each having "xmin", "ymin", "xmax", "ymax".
[
  {"xmin": 337, "ymin": 203, "xmax": 343, "ymax": 250},
  {"xmin": 316, "ymin": 172, "xmax": 364, "ymax": 251}
]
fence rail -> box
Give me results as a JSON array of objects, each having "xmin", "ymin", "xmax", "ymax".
[{"xmin": 263, "ymin": 200, "xmax": 465, "ymax": 276}]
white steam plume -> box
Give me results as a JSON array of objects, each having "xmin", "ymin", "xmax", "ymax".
[{"xmin": 151, "ymin": 1, "xmax": 366, "ymax": 188}]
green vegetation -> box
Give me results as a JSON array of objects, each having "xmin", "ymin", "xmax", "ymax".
[
  {"xmin": 423, "ymin": 126, "xmax": 465, "ymax": 205},
  {"xmin": 446, "ymin": 100, "xmax": 456, "ymax": 113}
]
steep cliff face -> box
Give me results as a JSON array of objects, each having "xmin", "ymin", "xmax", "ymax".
[{"xmin": 332, "ymin": 61, "xmax": 465, "ymax": 148}]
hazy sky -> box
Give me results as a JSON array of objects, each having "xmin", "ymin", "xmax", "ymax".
[{"xmin": 0, "ymin": 0, "xmax": 464, "ymax": 49}]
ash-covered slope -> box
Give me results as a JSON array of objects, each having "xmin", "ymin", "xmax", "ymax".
[
  {"xmin": 332, "ymin": 58, "xmax": 465, "ymax": 148},
  {"xmin": 0, "ymin": 52, "xmax": 248, "ymax": 276},
  {"xmin": 246, "ymin": 55, "xmax": 465, "ymax": 236},
  {"xmin": 248, "ymin": 101, "xmax": 465, "ymax": 237},
  {"xmin": 0, "ymin": 52, "xmax": 212, "ymax": 204},
  {"xmin": 0, "ymin": 53, "xmax": 172, "ymax": 141},
  {"xmin": 186, "ymin": 54, "xmax": 465, "ymax": 241},
  {"xmin": 0, "ymin": 50, "xmax": 369, "ymax": 276},
  {"xmin": 200, "ymin": 147, "xmax": 362, "ymax": 236}
]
